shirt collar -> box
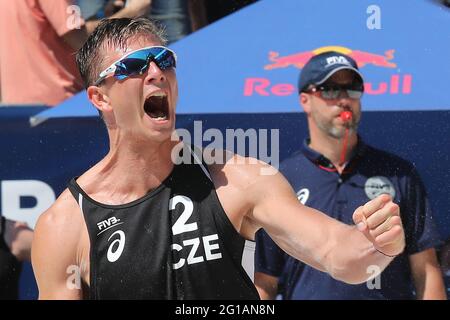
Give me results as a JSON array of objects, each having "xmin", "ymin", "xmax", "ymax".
[{"xmin": 301, "ymin": 136, "xmax": 368, "ymax": 170}]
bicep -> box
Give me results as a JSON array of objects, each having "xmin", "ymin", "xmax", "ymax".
[
  {"xmin": 32, "ymin": 211, "xmax": 82, "ymax": 300},
  {"xmin": 249, "ymin": 170, "xmax": 347, "ymax": 272}
]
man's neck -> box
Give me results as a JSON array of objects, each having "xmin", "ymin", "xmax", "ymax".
[
  {"xmin": 82, "ymin": 138, "xmax": 179, "ymax": 204},
  {"xmin": 309, "ymin": 127, "xmax": 358, "ymax": 174}
]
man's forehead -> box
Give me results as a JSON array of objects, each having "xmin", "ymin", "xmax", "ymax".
[{"xmin": 102, "ymin": 35, "xmax": 162, "ymax": 61}]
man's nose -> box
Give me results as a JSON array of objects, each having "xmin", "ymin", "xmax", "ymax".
[
  {"xmin": 335, "ymin": 90, "xmax": 355, "ymax": 106},
  {"xmin": 337, "ymin": 89, "xmax": 351, "ymax": 100},
  {"xmin": 144, "ymin": 61, "xmax": 166, "ymax": 83}
]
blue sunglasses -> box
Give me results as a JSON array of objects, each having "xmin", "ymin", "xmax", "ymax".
[{"xmin": 94, "ymin": 46, "xmax": 177, "ymax": 86}]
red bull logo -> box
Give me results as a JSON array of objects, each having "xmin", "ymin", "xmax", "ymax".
[
  {"xmin": 243, "ymin": 46, "xmax": 411, "ymax": 97},
  {"xmin": 264, "ymin": 46, "xmax": 397, "ymax": 70},
  {"xmin": 264, "ymin": 51, "xmax": 314, "ymax": 70}
]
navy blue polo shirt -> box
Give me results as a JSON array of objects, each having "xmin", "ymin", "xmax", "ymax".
[{"xmin": 255, "ymin": 138, "xmax": 442, "ymax": 300}]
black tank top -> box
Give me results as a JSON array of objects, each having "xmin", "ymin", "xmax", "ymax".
[{"xmin": 68, "ymin": 151, "xmax": 259, "ymax": 300}]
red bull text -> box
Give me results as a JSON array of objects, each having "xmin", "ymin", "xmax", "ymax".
[{"xmin": 245, "ymin": 46, "xmax": 411, "ymax": 97}]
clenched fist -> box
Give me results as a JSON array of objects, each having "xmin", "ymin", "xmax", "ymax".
[{"xmin": 352, "ymin": 193, "xmax": 405, "ymax": 257}]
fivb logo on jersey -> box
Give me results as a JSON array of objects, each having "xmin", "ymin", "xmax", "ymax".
[
  {"xmin": 170, "ymin": 121, "xmax": 279, "ymax": 176},
  {"xmin": 97, "ymin": 216, "xmax": 123, "ymax": 235}
]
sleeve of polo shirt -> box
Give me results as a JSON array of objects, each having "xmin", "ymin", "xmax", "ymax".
[
  {"xmin": 255, "ymin": 229, "xmax": 288, "ymax": 277},
  {"xmin": 38, "ymin": 0, "xmax": 85, "ymax": 36},
  {"xmin": 403, "ymin": 167, "xmax": 443, "ymax": 255}
]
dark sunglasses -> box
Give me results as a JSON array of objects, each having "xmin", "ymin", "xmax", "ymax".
[
  {"xmin": 94, "ymin": 46, "xmax": 177, "ymax": 86},
  {"xmin": 306, "ymin": 82, "xmax": 364, "ymax": 100}
]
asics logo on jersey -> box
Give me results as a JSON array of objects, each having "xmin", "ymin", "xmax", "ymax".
[{"xmin": 107, "ymin": 230, "xmax": 126, "ymax": 263}]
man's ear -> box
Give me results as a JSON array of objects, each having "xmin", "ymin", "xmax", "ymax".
[
  {"xmin": 299, "ymin": 92, "xmax": 311, "ymax": 114},
  {"xmin": 87, "ymin": 86, "xmax": 113, "ymax": 113}
]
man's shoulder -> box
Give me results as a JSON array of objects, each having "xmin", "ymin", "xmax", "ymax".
[
  {"xmin": 32, "ymin": 187, "xmax": 87, "ymax": 283},
  {"xmin": 279, "ymin": 149, "xmax": 308, "ymax": 170},
  {"xmin": 35, "ymin": 188, "xmax": 82, "ymax": 234},
  {"xmin": 207, "ymin": 151, "xmax": 278, "ymax": 182},
  {"xmin": 363, "ymin": 144, "xmax": 416, "ymax": 173}
]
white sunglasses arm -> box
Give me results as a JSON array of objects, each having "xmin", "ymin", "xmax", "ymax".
[{"xmin": 94, "ymin": 65, "xmax": 117, "ymax": 86}]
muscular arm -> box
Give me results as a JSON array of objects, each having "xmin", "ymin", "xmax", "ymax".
[
  {"xmin": 409, "ymin": 248, "xmax": 447, "ymax": 300},
  {"xmin": 31, "ymin": 191, "xmax": 85, "ymax": 299},
  {"xmin": 243, "ymin": 162, "xmax": 405, "ymax": 284}
]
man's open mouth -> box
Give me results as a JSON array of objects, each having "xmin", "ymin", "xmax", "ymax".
[{"xmin": 144, "ymin": 92, "xmax": 169, "ymax": 120}]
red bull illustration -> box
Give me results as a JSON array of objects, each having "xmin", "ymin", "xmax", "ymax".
[
  {"xmin": 244, "ymin": 45, "xmax": 410, "ymax": 97},
  {"xmin": 264, "ymin": 51, "xmax": 314, "ymax": 70},
  {"xmin": 264, "ymin": 46, "xmax": 397, "ymax": 70}
]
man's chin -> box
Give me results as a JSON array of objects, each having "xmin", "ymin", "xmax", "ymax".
[{"xmin": 328, "ymin": 126, "xmax": 357, "ymax": 139}]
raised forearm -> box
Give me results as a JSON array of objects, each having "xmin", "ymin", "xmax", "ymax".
[
  {"xmin": 326, "ymin": 224, "xmax": 395, "ymax": 284},
  {"xmin": 325, "ymin": 195, "xmax": 405, "ymax": 284},
  {"xmin": 251, "ymin": 171, "xmax": 404, "ymax": 286}
]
